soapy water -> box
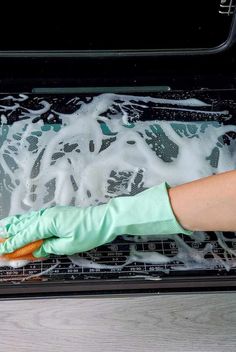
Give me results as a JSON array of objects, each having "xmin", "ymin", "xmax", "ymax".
[
  {"xmin": 0, "ymin": 92, "xmax": 236, "ymax": 273},
  {"xmin": 68, "ymin": 232, "xmax": 236, "ymax": 274}
]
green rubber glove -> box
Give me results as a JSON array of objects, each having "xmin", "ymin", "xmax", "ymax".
[{"xmin": 0, "ymin": 182, "xmax": 192, "ymax": 258}]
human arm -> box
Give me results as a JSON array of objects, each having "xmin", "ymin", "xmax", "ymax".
[
  {"xmin": 169, "ymin": 170, "xmax": 236, "ymax": 232},
  {"xmin": 1, "ymin": 170, "xmax": 236, "ymax": 259}
]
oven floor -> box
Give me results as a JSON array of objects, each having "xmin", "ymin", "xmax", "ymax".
[{"xmin": 0, "ymin": 90, "xmax": 236, "ymax": 292}]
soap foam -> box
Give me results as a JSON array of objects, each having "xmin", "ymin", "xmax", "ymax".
[{"xmin": 0, "ymin": 93, "xmax": 236, "ymax": 271}]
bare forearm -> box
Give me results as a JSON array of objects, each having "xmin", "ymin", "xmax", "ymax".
[{"xmin": 168, "ymin": 170, "xmax": 236, "ymax": 232}]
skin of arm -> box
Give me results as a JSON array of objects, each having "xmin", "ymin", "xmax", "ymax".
[{"xmin": 168, "ymin": 170, "xmax": 236, "ymax": 232}]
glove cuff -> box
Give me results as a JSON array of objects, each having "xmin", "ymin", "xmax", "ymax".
[{"xmin": 108, "ymin": 182, "xmax": 193, "ymax": 237}]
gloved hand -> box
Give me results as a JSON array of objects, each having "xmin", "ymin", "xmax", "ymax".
[{"xmin": 0, "ymin": 182, "xmax": 192, "ymax": 258}]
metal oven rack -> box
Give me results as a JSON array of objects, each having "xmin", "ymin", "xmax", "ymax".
[{"xmin": 219, "ymin": 0, "xmax": 235, "ymax": 15}]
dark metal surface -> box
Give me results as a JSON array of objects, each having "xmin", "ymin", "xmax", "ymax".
[{"xmin": 0, "ymin": 1, "xmax": 235, "ymax": 57}]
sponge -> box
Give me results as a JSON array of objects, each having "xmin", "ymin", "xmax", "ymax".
[{"xmin": 0, "ymin": 238, "xmax": 43, "ymax": 261}]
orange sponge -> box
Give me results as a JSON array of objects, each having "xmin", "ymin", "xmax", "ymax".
[{"xmin": 0, "ymin": 238, "xmax": 43, "ymax": 261}]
